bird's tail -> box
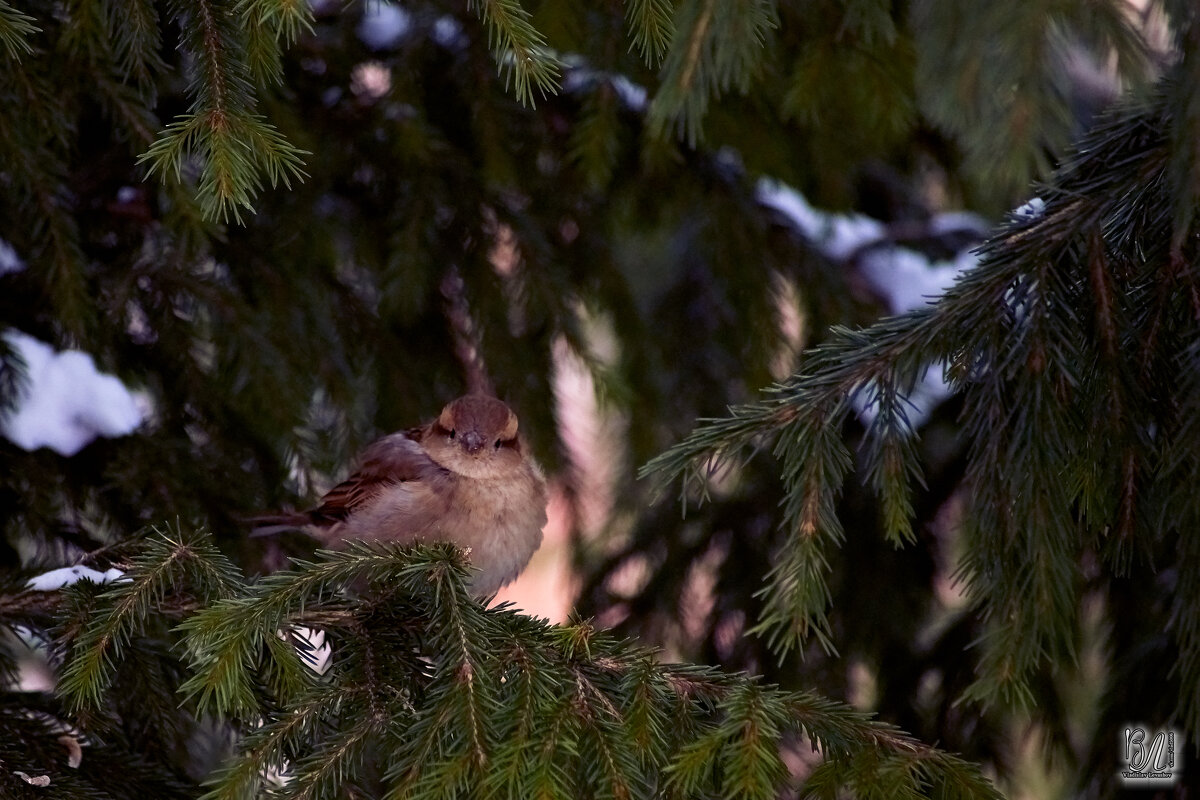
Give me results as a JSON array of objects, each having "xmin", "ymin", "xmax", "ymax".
[{"xmin": 244, "ymin": 512, "xmax": 312, "ymax": 537}]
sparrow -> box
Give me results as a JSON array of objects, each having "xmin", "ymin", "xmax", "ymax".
[{"xmin": 250, "ymin": 394, "xmax": 547, "ymax": 596}]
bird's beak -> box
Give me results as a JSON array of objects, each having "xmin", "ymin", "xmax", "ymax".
[{"xmin": 461, "ymin": 430, "xmax": 485, "ymax": 454}]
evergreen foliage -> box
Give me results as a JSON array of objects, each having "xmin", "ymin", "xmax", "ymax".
[
  {"xmin": 646, "ymin": 70, "xmax": 1200, "ymax": 711},
  {"xmin": 0, "ymin": 0, "xmax": 1192, "ymax": 797},
  {"xmin": 51, "ymin": 526, "xmax": 999, "ymax": 800}
]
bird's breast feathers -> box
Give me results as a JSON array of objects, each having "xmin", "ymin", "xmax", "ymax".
[{"xmin": 327, "ymin": 439, "xmax": 547, "ymax": 594}]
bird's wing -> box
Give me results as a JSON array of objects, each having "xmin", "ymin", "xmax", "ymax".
[{"xmin": 309, "ymin": 431, "xmax": 446, "ymax": 524}]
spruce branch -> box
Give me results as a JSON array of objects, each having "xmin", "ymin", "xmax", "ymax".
[
  {"xmin": 0, "ymin": 334, "xmax": 25, "ymax": 414},
  {"xmin": 0, "ymin": 1, "xmax": 38, "ymax": 57},
  {"xmin": 646, "ymin": 0, "xmax": 777, "ymax": 144},
  {"xmin": 642, "ymin": 313, "xmax": 944, "ymax": 657},
  {"xmin": 860, "ymin": 376, "xmax": 927, "ymax": 547},
  {"xmin": 57, "ymin": 523, "xmax": 242, "ymax": 713},
  {"xmin": 198, "ymin": 684, "xmax": 368, "ymax": 800},
  {"xmin": 477, "ymin": 631, "xmax": 576, "ymax": 798},
  {"xmin": 624, "ymin": 0, "xmax": 674, "ymax": 66},
  {"xmin": 94, "ymin": 76, "xmax": 160, "ymax": 144},
  {"xmin": 160, "ymin": 544, "xmax": 1001, "ymax": 799},
  {"xmin": 240, "ymin": 10, "xmax": 285, "ymax": 87},
  {"xmin": 467, "ymin": 0, "xmax": 561, "ymax": 106},
  {"xmin": 645, "ymin": 70, "xmax": 1200, "ymax": 734},
  {"xmin": 176, "ymin": 542, "xmax": 449, "ymax": 718},
  {"xmin": 236, "ymin": 0, "xmax": 314, "ymax": 85},
  {"xmin": 141, "ymin": 0, "xmax": 309, "ymax": 222},
  {"xmin": 716, "ymin": 683, "xmax": 789, "ymax": 800},
  {"xmin": 280, "ymin": 719, "xmax": 383, "ymax": 800},
  {"xmin": 911, "ymin": 0, "xmax": 1150, "ymax": 200},
  {"xmin": 140, "ymin": 110, "xmax": 309, "ymax": 224},
  {"xmin": 106, "ymin": 0, "xmax": 165, "ymax": 84},
  {"xmin": 0, "ymin": 52, "xmax": 91, "ymax": 332},
  {"xmin": 569, "ymin": 84, "xmax": 623, "ymax": 191},
  {"xmin": 236, "ymin": 0, "xmax": 313, "ymax": 46}
]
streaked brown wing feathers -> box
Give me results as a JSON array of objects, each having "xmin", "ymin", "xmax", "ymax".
[{"xmin": 309, "ymin": 431, "xmax": 443, "ymax": 523}]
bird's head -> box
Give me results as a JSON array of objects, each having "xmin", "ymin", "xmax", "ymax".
[{"xmin": 426, "ymin": 394, "xmax": 525, "ymax": 478}]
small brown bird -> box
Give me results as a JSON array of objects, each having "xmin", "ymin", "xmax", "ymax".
[{"xmin": 251, "ymin": 395, "xmax": 547, "ymax": 596}]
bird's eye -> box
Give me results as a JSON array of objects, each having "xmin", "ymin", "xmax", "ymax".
[
  {"xmin": 448, "ymin": 429, "xmax": 456, "ymax": 440},
  {"xmin": 494, "ymin": 439, "xmax": 501, "ymax": 450}
]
